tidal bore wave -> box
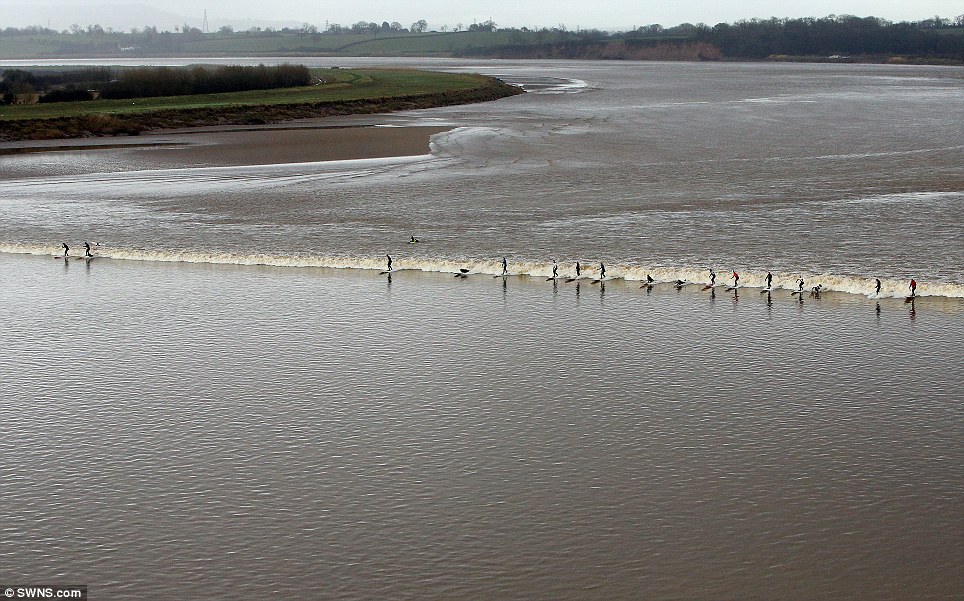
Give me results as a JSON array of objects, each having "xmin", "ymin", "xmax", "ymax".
[{"xmin": 4, "ymin": 242, "xmax": 962, "ymax": 300}]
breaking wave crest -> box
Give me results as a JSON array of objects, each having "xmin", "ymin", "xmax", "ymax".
[{"xmin": 4, "ymin": 242, "xmax": 962, "ymax": 300}]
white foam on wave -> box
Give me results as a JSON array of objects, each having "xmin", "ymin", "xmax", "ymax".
[{"xmin": 3, "ymin": 243, "xmax": 962, "ymax": 299}]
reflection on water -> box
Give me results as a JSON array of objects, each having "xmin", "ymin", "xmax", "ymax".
[{"xmin": 1, "ymin": 253, "xmax": 961, "ymax": 600}]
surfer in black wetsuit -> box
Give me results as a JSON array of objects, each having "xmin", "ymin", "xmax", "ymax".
[
  {"xmin": 875, "ymin": 278, "xmax": 882, "ymax": 295},
  {"xmin": 62, "ymin": 242, "xmax": 69, "ymax": 257},
  {"xmin": 386, "ymin": 254, "xmax": 393, "ymax": 271},
  {"xmin": 501, "ymin": 257, "xmax": 508, "ymax": 275},
  {"xmin": 765, "ymin": 272, "xmax": 773, "ymax": 289},
  {"xmin": 797, "ymin": 277, "xmax": 805, "ymax": 292},
  {"xmin": 709, "ymin": 269, "xmax": 716, "ymax": 286},
  {"xmin": 575, "ymin": 262, "xmax": 581, "ymax": 277},
  {"xmin": 811, "ymin": 284, "xmax": 823, "ymax": 296},
  {"xmin": 647, "ymin": 275, "xmax": 655, "ymax": 284},
  {"xmin": 84, "ymin": 242, "xmax": 92, "ymax": 257},
  {"xmin": 599, "ymin": 262, "xmax": 606, "ymax": 278},
  {"xmin": 552, "ymin": 260, "xmax": 558, "ymax": 278},
  {"xmin": 410, "ymin": 236, "xmax": 419, "ymax": 243}
]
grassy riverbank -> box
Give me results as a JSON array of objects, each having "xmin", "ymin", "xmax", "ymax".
[{"xmin": 0, "ymin": 68, "xmax": 523, "ymax": 141}]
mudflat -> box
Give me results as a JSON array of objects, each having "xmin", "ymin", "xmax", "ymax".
[{"xmin": 0, "ymin": 123, "xmax": 450, "ymax": 178}]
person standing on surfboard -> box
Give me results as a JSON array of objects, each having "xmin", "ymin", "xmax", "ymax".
[
  {"xmin": 909, "ymin": 279, "xmax": 917, "ymax": 296},
  {"xmin": 552, "ymin": 260, "xmax": 558, "ymax": 279},
  {"xmin": 765, "ymin": 272, "xmax": 773, "ymax": 289},
  {"xmin": 875, "ymin": 278, "xmax": 882, "ymax": 295},
  {"xmin": 84, "ymin": 242, "xmax": 92, "ymax": 257},
  {"xmin": 709, "ymin": 269, "xmax": 716, "ymax": 286},
  {"xmin": 599, "ymin": 263, "xmax": 606, "ymax": 279},
  {"xmin": 575, "ymin": 262, "xmax": 581, "ymax": 277},
  {"xmin": 62, "ymin": 242, "xmax": 69, "ymax": 257},
  {"xmin": 386, "ymin": 254, "xmax": 393, "ymax": 272},
  {"xmin": 732, "ymin": 271, "xmax": 739, "ymax": 287},
  {"xmin": 501, "ymin": 257, "xmax": 508, "ymax": 275},
  {"xmin": 797, "ymin": 277, "xmax": 805, "ymax": 292}
]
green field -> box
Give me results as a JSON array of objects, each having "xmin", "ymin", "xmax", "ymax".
[
  {"xmin": 0, "ymin": 68, "xmax": 493, "ymax": 121},
  {"xmin": 0, "ymin": 30, "xmax": 577, "ymax": 59},
  {"xmin": 0, "ymin": 67, "xmax": 522, "ymax": 141}
]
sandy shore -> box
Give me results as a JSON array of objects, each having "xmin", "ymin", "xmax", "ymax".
[{"xmin": 0, "ymin": 124, "xmax": 450, "ymax": 178}]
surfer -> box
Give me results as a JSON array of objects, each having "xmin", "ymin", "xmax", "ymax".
[
  {"xmin": 797, "ymin": 277, "xmax": 805, "ymax": 292},
  {"xmin": 410, "ymin": 236, "xmax": 419, "ymax": 243},
  {"xmin": 647, "ymin": 275, "xmax": 656, "ymax": 284},
  {"xmin": 552, "ymin": 260, "xmax": 558, "ymax": 279},
  {"xmin": 765, "ymin": 271, "xmax": 773, "ymax": 289},
  {"xmin": 709, "ymin": 269, "xmax": 716, "ymax": 286},
  {"xmin": 599, "ymin": 262, "xmax": 606, "ymax": 279},
  {"xmin": 84, "ymin": 242, "xmax": 92, "ymax": 257},
  {"xmin": 811, "ymin": 284, "xmax": 823, "ymax": 297},
  {"xmin": 501, "ymin": 257, "xmax": 508, "ymax": 275},
  {"xmin": 875, "ymin": 278, "xmax": 882, "ymax": 295},
  {"xmin": 386, "ymin": 254, "xmax": 393, "ymax": 272},
  {"xmin": 61, "ymin": 242, "xmax": 69, "ymax": 257},
  {"xmin": 575, "ymin": 262, "xmax": 581, "ymax": 277},
  {"xmin": 732, "ymin": 271, "xmax": 740, "ymax": 287},
  {"xmin": 675, "ymin": 279, "xmax": 686, "ymax": 288},
  {"xmin": 909, "ymin": 279, "xmax": 917, "ymax": 296}
]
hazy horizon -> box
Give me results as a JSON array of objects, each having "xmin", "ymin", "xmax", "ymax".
[{"xmin": 1, "ymin": 0, "xmax": 961, "ymax": 33}]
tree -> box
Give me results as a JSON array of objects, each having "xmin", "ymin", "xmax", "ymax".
[{"xmin": 411, "ymin": 19, "xmax": 428, "ymax": 33}]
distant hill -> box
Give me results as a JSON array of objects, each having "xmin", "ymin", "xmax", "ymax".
[{"xmin": 1, "ymin": 16, "xmax": 961, "ymax": 64}]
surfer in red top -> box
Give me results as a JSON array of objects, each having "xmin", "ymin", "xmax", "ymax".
[
  {"xmin": 909, "ymin": 279, "xmax": 917, "ymax": 296},
  {"xmin": 732, "ymin": 271, "xmax": 739, "ymax": 287}
]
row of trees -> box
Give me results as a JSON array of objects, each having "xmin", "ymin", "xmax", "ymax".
[
  {"xmin": 1, "ymin": 64, "xmax": 311, "ymax": 104},
  {"xmin": 694, "ymin": 15, "xmax": 964, "ymax": 58},
  {"xmin": 3, "ymin": 14, "xmax": 962, "ymax": 60}
]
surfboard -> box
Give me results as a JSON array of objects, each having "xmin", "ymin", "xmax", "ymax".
[
  {"xmin": 725, "ymin": 285, "xmax": 740, "ymax": 291},
  {"xmin": 905, "ymin": 295, "xmax": 916, "ymax": 303},
  {"xmin": 791, "ymin": 290, "xmax": 805, "ymax": 295}
]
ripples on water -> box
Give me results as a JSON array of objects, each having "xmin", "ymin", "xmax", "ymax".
[
  {"xmin": 1, "ymin": 59, "xmax": 962, "ymax": 600},
  {"xmin": 1, "ymin": 254, "xmax": 961, "ymax": 600},
  {"xmin": 1, "ymin": 61, "xmax": 961, "ymax": 291}
]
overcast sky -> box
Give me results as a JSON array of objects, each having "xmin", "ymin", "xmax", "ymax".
[{"xmin": 2, "ymin": 0, "xmax": 961, "ymax": 31}]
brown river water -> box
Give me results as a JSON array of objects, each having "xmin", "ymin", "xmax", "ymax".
[{"xmin": 1, "ymin": 59, "xmax": 962, "ymax": 600}]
